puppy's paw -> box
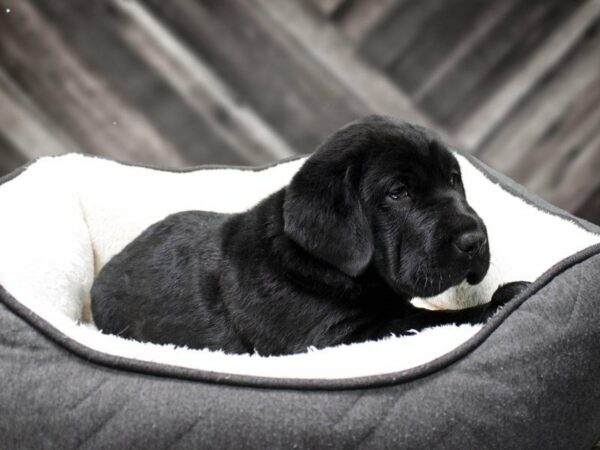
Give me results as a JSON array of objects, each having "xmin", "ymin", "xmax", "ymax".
[
  {"xmin": 475, "ymin": 281, "xmax": 531, "ymax": 323},
  {"xmin": 491, "ymin": 281, "xmax": 531, "ymax": 307}
]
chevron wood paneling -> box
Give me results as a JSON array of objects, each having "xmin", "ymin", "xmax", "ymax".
[{"xmin": 0, "ymin": 0, "xmax": 598, "ymax": 224}]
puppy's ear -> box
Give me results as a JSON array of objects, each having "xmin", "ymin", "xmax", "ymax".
[{"xmin": 283, "ymin": 127, "xmax": 373, "ymax": 277}]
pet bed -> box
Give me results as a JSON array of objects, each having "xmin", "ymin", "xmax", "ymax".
[{"xmin": 0, "ymin": 151, "xmax": 599, "ymax": 449}]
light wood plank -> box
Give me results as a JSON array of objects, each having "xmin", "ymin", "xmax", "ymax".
[
  {"xmin": 114, "ymin": 0, "xmax": 294, "ymax": 164},
  {"xmin": 333, "ymin": 0, "xmax": 397, "ymax": 43},
  {"xmin": 143, "ymin": 0, "xmax": 370, "ymax": 152},
  {"xmin": 0, "ymin": 68, "xmax": 77, "ymax": 159},
  {"xmin": 0, "ymin": 0, "xmax": 185, "ymax": 167},
  {"xmin": 27, "ymin": 0, "xmax": 243, "ymax": 166}
]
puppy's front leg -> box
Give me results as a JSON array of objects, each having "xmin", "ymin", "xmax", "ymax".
[{"xmin": 372, "ymin": 281, "xmax": 531, "ymax": 340}]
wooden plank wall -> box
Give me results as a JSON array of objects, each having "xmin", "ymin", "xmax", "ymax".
[{"xmin": 0, "ymin": 0, "xmax": 599, "ymax": 224}]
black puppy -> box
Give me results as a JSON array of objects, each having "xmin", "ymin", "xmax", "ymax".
[{"xmin": 92, "ymin": 116, "xmax": 529, "ymax": 355}]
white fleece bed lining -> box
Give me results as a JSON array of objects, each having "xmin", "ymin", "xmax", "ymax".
[{"xmin": 0, "ymin": 154, "xmax": 598, "ymax": 380}]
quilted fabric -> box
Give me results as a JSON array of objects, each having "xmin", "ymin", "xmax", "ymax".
[{"xmin": 1, "ymin": 247, "xmax": 599, "ymax": 448}]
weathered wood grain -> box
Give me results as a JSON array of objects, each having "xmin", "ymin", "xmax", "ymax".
[
  {"xmin": 253, "ymin": 0, "xmax": 436, "ymax": 135},
  {"xmin": 143, "ymin": 0, "xmax": 367, "ymax": 153},
  {"xmin": 472, "ymin": 13, "xmax": 600, "ymax": 216},
  {"xmin": 330, "ymin": 0, "xmax": 398, "ymax": 43},
  {"xmin": 27, "ymin": 0, "xmax": 250, "ymax": 166},
  {"xmin": 359, "ymin": 0, "xmax": 444, "ymax": 70},
  {"xmin": 0, "ymin": 67, "xmax": 77, "ymax": 159},
  {"xmin": 576, "ymin": 184, "xmax": 600, "ymax": 226},
  {"xmin": 0, "ymin": 132, "xmax": 28, "ymax": 176},
  {"xmin": 306, "ymin": 0, "xmax": 350, "ymax": 17},
  {"xmin": 387, "ymin": 0, "xmax": 495, "ymax": 94},
  {"xmin": 539, "ymin": 125, "xmax": 600, "ymax": 212},
  {"xmin": 114, "ymin": 0, "xmax": 294, "ymax": 164},
  {"xmin": 458, "ymin": 0, "xmax": 600, "ymax": 150},
  {"xmin": 416, "ymin": 0, "xmax": 584, "ymax": 128},
  {"xmin": 410, "ymin": 0, "xmax": 516, "ymax": 103},
  {"xmin": 0, "ymin": 0, "xmax": 185, "ymax": 167},
  {"xmin": 475, "ymin": 15, "xmax": 600, "ymax": 178},
  {"xmin": 517, "ymin": 74, "xmax": 600, "ymax": 193},
  {"xmin": 0, "ymin": 0, "xmax": 597, "ymax": 223}
]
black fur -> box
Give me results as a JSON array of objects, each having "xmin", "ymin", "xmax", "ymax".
[{"xmin": 91, "ymin": 116, "xmax": 530, "ymax": 356}]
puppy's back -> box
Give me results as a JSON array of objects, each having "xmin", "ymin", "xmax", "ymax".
[{"xmin": 91, "ymin": 211, "xmax": 238, "ymax": 349}]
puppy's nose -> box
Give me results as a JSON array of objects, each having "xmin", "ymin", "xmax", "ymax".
[{"xmin": 454, "ymin": 232, "xmax": 486, "ymax": 257}]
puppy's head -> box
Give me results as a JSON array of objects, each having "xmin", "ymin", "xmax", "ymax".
[{"xmin": 283, "ymin": 115, "xmax": 489, "ymax": 299}]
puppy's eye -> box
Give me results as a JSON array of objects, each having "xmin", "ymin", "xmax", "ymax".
[
  {"xmin": 388, "ymin": 185, "xmax": 409, "ymax": 200},
  {"xmin": 450, "ymin": 172, "xmax": 461, "ymax": 187}
]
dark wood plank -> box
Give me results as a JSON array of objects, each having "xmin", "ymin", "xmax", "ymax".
[
  {"xmin": 306, "ymin": 0, "xmax": 350, "ymax": 17},
  {"xmin": 513, "ymin": 72, "xmax": 600, "ymax": 189},
  {"xmin": 575, "ymin": 184, "xmax": 600, "ymax": 225},
  {"xmin": 253, "ymin": 0, "xmax": 436, "ymax": 135},
  {"xmin": 387, "ymin": 0, "xmax": 508, "ymax": 94},
  {"xmin": 540, "ymin": 122, "xmax": 600, "ymax": 212},
  {"xmin": 143, "ymin": 0, "xmax": 369, "ymax": 153},
  {"xmin": 457, "ymin": 0, "xmax": 600, "ymax": 150},
  {"xmin": 470, "ymin": 15, "xmax": 600, "ymax": 216},
  {"xmin": 475, "ymin": 14, "xmax": 600, "ymax": 179},
  {"xmin": 416, "ymin": 0, "xmax": 585, "ymax": 129},
  {"xmin": 359, "ymin": 0, "xmax": 443, "ymax": 69},
  {"xmin": 0, "ymin": 132, "xmax": 28, "ymax": 177}
]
